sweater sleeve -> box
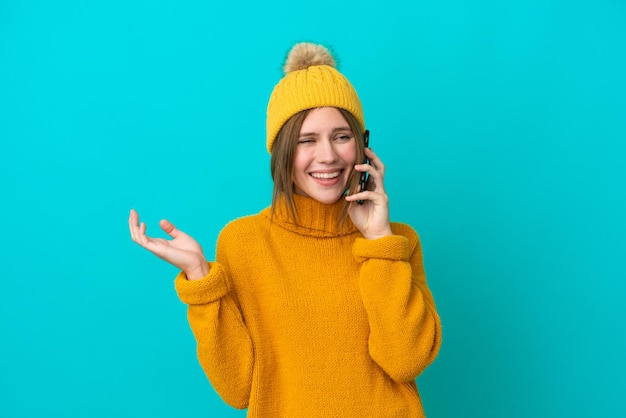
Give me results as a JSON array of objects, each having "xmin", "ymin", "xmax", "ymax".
[
  {"xmin": 352, "ymin": 225, "xmax": 442, "ymax": 382},
  {"xmin": 175, "ymin": 259, "xmax": 254, "ymax": 409}
]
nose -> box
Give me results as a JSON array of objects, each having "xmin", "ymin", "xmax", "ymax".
[{"xmin": 316, "ymin": 138, "xmax": 339, "ymax": 164}]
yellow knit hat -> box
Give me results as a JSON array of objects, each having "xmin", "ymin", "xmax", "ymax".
[{"xmin": 266, "ymin": 42, "xmax": 365, "ymax": 153}]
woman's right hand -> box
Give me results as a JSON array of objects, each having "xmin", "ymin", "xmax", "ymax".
[{"xmin": 128, "ymin": 209, "xmax": 209, "ymax": 281}]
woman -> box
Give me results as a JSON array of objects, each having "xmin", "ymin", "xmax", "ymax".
[{"xmin": 129, "ymin": 42, "xmax": 441, "ymax": 417}]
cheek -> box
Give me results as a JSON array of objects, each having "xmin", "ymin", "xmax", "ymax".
[
  {"xmin": 341, "ymin": 142, "xmax": 358, "ymax": 166},
  {"xmin": 293, "ymin": 149, "xmax": 309, "ymax": 173},
  {"xmin": 291, "ymin": 150, "xmax": 311, "ymax": 194},
  {"xmin": 292, "ymin": 150, "xmax": 313, "ymax": 190}
]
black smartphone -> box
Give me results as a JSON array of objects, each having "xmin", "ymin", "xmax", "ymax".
[{"xmin": 357, "ymin": 130, "xmax": 370, "ymax": 205}]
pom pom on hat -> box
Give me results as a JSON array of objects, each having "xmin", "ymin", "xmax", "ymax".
[
  {"xmin": 266, "ymin": 42, "xmax": 365, "ymax": 153},
  {"xmin": 283, "ymin": 42, "xmax": 336, "ymax": 73}
]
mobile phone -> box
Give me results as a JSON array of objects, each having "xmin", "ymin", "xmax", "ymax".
[{"xmin": 357, "ymin": 130, "xmax": 370, "ymax": 205}]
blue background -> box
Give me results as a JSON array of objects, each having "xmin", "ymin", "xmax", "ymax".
[{"xmin": 1, "ymin": 0, "xmax": 625, "ymax": 416}]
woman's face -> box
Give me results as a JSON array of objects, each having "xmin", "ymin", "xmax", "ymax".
[{"xmin": 293, "ymin": 107, "xmax": 357, "ymax": 204}]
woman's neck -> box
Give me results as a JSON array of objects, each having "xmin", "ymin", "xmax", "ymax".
[{"xmin": 268, "ymin": 194, "xmax": 358, "ymax": 238}]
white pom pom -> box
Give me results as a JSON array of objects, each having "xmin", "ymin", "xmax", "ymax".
[{"xmin": 283, "ymin": 42, "xmax": 336, "ymax": 74}]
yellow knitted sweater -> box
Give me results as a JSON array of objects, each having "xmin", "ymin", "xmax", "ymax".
[{"xmin": 175, "ymin": 195, "xmax": 442, "ymax": 417}]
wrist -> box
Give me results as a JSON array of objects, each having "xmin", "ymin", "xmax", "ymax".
[
  {"xmin": 185, "ymin": 261, "xmax": 210, "ymax": 281},
  {"xmin": 364, "ymin": 228, "xmax": 393, "ymax": 240}
]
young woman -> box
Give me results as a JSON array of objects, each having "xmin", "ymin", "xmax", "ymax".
[{"xmin": 129, "ymin": 42, "xmax": 441, "ymax": 417}]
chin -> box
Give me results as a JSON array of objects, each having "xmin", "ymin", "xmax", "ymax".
[
  {"xmin": 294, "ymin": 181, "xmax": 347, "ymax": 204},
  {"xmin": 309, "ymin": 191, "xmax": 344, "ymax": 204}
]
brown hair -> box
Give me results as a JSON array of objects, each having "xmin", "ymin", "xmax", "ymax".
[{"xmin": 270, "ymin": 107, "xmax": 365, "ymax": 226}]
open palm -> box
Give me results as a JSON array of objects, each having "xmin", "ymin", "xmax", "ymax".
[{"xmin": 129, "ymin": 209, "xmax": 208, "ymax": 280}]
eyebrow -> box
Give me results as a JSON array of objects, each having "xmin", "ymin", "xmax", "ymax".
[{"xmin": 299, "ymin": 126, "xmax": 353, "ymax": 137}]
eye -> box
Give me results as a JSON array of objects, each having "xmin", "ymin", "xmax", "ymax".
[
  {"xmin": 297, "ymin": 138, "xmax": 314, "ymax": 144},
  {"xmin": 335, "ymin": 134, "xmax": 353, "ymax": 142}
]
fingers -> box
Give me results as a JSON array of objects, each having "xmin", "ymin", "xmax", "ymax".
[
  {"xmin": 354, "ymin": 164, "xmax": 385, "ymax": 194},
  {"xmin": 347, "ymin": 148, "xmax": 388, "ymax": 204},
  {"xmin": 355, "ymin": 163, "xmax": 381, "ymax": 184},
  {"xmin": 159, "ymin": 219, "xmax": 180, "ymax": 239},
  {"xmin": 129, "ymin": 209, "xmax": 140, "ymax": 242},
  {"xmin": 345, "ymin": 189, "xmax": 389, "ymax": 205},
  {"xmin": 129, "ymin": 210, "xmax": 184, "ymax": 246},
  {"xmin": 356, "ymin": 148, "xmax": 385, "ymax": 189},
  {"xmin": 365, "ymin": 148, "xmax": 385, "ymax": 177},
  {"xmin": 129, "ymin": 209, "xmax": 149, "ymax": 247},
  {"xmin": 345, "ymin": 190, "xmax": 368, "ymax": 202}
]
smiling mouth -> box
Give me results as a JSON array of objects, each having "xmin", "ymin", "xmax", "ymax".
[{"xmin": 310, "ymin": 171, "xmax": 341, "ymax": 179}]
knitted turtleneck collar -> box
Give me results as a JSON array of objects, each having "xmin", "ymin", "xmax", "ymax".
[{"xmin": 261, "ymin": 194, "xmax": 359, "ymax": 238}]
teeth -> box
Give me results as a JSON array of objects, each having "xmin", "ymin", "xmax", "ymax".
[{"xmin": 311, "ymin": 171, "xmax": 340, "ymax": 179}]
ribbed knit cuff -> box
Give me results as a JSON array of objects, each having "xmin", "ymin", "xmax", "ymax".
[
  {"xmin": 174, "ymin": 262, "xmax": 230, "ymax": 305},
  {"xmin": 352, "ymin": 235, "xmax": 410, "ymax": 263}
]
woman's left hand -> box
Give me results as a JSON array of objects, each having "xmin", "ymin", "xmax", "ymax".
[{"xmin": 345, "ymin": 147, "xmax": 393, "ymax": 240}]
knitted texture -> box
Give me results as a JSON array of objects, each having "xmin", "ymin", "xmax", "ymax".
[
  {"xmin": 175, "ymin": 195, "xmax": 442, "ymax": 417},
  {"xmin": 265, "ymin": 43, "xmax": 365, "ymax": 153}
]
